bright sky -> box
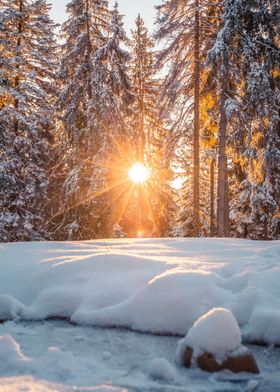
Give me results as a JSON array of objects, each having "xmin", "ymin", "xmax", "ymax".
[{"xmin": 49, "ymin": 0, "xmax": 159, "ymax": 33}]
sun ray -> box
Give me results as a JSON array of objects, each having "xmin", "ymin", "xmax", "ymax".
[
  {"xmin": 47, "ymin": 176, "xmax": 131, "ymax": 226},
  {"xmin": 142, "ymin": 183, "xmax": 158, "ymax": 235},
  {"xmin": 114, "ymin": 182, "xmax": 136, "ymax": 226}
]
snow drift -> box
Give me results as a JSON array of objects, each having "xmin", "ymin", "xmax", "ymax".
[{"xmin": 0, "ymin": 238, "xmax": 279, "ymax": 344}]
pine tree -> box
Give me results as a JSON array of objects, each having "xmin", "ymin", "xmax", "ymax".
[
  {"xmin": 52, "ymin": 0, "xmax": 110, "ymax": 240},
  {"xmin": 209, "ymin": 0, "xmax": 280, "ymax": 239},
  {"xmin": 89, "ymin": 1, "xmax": 134, "ymax": 237},
  {"xmin": 52, "ymin": 1, "xmax": 134, "ymax": 240},
  {"xmin": 120, "ymin": 15, "xmax": 175, "ymax": 238},
  {"xmin": 155, "ymin": 0, "xmax": 201, "ymax": 236},
  {"xmin": 0, "ymin": 0, "xmax": 57, "ymax": 242},
  {"xmin": 156, "ymin": 0, "xmax": 221, "ymax": 237}
]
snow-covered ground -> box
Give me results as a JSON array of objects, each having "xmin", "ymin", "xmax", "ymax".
[
  {"xmin": 0, "ymin": 238, "xmax": 280, "ymax": 391},
  {"xmin": 0, "ymin": 320, "xmax": 280, "ymax": 391}
]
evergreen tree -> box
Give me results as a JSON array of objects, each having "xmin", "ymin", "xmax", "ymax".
[
  {"xmin": 52, "ymin": 0, "xmax": 110, "ymax": 240},
  {"xmin": 120, "ymin": 15, "xmax": 175, "ymax": 238},
  {"xmin": 156, "ymin": 0, "xmax": 220, "ymax": 237},
  {"xmin": 0, "ymin": 0, "xmax": 57, "ymax": 242},
  {"xmin": 155, "ymin": 0, "xmax": 201, "ymax": 236},
  {"xmin": 52, "ymin": 1, "xmax": 134, "ymax": 240},
  {"xmin": 209, "ymin": 0, "xmax": 280, "ymax": 239},
  {"xmin": 89, "ymin": 1, "xmax": 134, "ymax": 237}
]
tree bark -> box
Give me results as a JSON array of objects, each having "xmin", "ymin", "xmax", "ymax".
[
  {"xmin": 193, "ymin": 0, "xmax": 200, "ymax": 237},
  {"xmin": 139, "ymin": 92, "xmax": 145, "ymax": 162},
  {"xmin": 86, "ymin": 0, "xmax": 92, "ymax": 101},
  {"xmin": 14, "ymin": 0, "xmax": 23, "ymax": 135},
  {"xmin": 210, "ymin": 157, "xmax": 215, "ymax": 237},
  {"xmin": 217, "ymin": 56, "xmax": 230, "ymax": 237}
]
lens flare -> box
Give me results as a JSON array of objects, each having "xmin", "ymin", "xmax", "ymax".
[{"xmin": 128, "ymin": 163, "xmax": 150, "ymax": 184}]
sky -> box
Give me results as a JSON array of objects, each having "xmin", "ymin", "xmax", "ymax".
[{"xmin": 49, "ymin": 0, "xmax": 159, "ymax": 34}]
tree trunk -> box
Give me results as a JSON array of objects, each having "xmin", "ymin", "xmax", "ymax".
[
  {"xmin": 14, "ymin": 0, "xmax": 23, "ymax": 134},
  {"xmin": 217, "ymin": 56, "xmax": 230, "ymax": 237},
  {"xmin": 86, "ymin": 0, "xmax": 92, "ymax": 101},
  {"xmin": 210, "ymin": 157, "xmax": 215, "ymax": 237},
  {"xmin": 139, "ymin": 93, "xmax": 145, "ymax": 162},
  {"xmin": 193, "ymin": 0, "xmax": 200, "ymax": 237}
]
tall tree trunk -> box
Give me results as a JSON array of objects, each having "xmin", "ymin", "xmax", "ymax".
[
  {"xmin": 139, "ymin": 91, "xmax": 145, "ymax": 162},
  {"xmin": 14, "ymin": 0, "xmax": 23, "ymax": 135},
  {"xmin": 210, "ymin": 157, "xmax": 215, "ymax": 237},
  {"xmin": 193, "ymin": 0, "xmax": 200, "ymax": 237},
  {"xmin": 217, "ymin": 56, "xmax": 229, "ymax": 237},
  {"xmin": 86, "ymin": 0, "xmax": 92, "ymax": 101}
]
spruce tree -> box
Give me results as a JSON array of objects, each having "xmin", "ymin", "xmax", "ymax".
[
  {"xmin": 0, "ymin": 0, "xmax": 57, "ymax": 242},
  {"xmin": 155, "ymin": 0, "xmax": 201, "ymax": 236},
  {"xmin": 52, "ymin": 1, "xmax": 134, "ymax": 240},
  {"xmin": 156, "ymin": 0, "xmax": 221, "ymax": 237},
  {"xmin": 209, "ymin": 0, "xmax": 280, "ymax": 239},
  {"xmin": 53, "ymin": 0, "xmax": 110, "ymax": 240},
  {"xmin": 122, "ymin": 15, "xmax": 175, "ymax": 238}
]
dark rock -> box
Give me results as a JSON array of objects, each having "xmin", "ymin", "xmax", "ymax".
[{"xmin": 183, "ymin": 346, "xmax": 260, "ymax": 374}]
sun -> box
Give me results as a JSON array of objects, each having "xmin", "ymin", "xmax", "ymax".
[{"xmin": 128, "ymin": 162, "xmax": 150, "ymax": 184}]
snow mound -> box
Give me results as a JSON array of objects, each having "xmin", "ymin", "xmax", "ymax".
[
  {"xmin": 0, "ymin": 239, "xmax": 280, "ymax": 344},
  {"xmin": 148, "ymin": 358, "xmax": 176, "ymax": 381},
  {"xmin": 72, "ymin": 270, "xmax": 229, "ymax": 335},
  {"xmin": 0, "ymin": 295, "xmax": 24, "ymax": 320},
  {"xmin": 249, "ymin": 309, "xmax": 280, "ymax": 345},
  {"xmin": 176, "ymin": 308, "xmax": 242, "ymax": 362}
]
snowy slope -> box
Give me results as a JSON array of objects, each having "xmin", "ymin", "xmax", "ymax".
[{"xmin": 0, "ymin": 238, "xmax": 280, "ymax": 343}]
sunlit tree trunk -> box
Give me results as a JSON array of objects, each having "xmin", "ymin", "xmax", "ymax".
[
  {"xmin": 138, "ymin": 87, "xmax": 145, "ymax": 162},
  {"xmin": 14, "ymin": 0, "xmax": 23, "ymax": 135},
  {"xmin": 86, "ymin": 0, "xmax": 92, "ymax": 102},
  {"xmin": 193, "ymin": 0, "xmax": 200, "ymax": 237},
  {"xmin": 217, "ymin": 56, "xmax": 229, "ymax": 237},
  {"xmin": 210, "ymin": 157, "xmax": 215, "ymax": 237}
]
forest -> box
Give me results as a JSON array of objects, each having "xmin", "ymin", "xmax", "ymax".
[{"xmin": 0, "ymin": 0, "xmax": 279, "ymax": 242}]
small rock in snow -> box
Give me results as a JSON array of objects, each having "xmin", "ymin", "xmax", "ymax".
[
  {"xmin": 180, "ymin": 307, "xmax": 242, "ymax": 358},
  {"xmin": 176, "ymin": 308, "xmax": 259, "ymax": 374}
]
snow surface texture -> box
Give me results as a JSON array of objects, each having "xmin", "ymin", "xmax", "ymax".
[
  {"xmin": 148, "ymin": 357, "xmax": 176, "ymax": 381},
  {"xmin": 176, "ymin": 308, "xmax": 247, "ymax": 364},
  {"xmin": 0, "ymin": 320, "xmax": 268, "ymax": 392},
  {"xmin": 0, "ymin": 238, "xmax": 280, "ymax": 344},
  {"xmin": 0, "ymin": 376, "xmax": 128, "ymax": 392}
]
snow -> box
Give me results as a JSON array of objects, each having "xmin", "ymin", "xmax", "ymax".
[
  {"xmin": 0, "ymin": 319, "xmax": 266, "ymax": 392},
  {"xmin": 176, "ymin": 308, "xmax": 242, "ymax": 363},
  {"xmin": 249, "ymin": 309, "xmax": 280, "ymax": 345},
  {"xmin": 0, "ymin": 238, "xmax": 280, "ymax": 343},
  {"xmin": 0, "ymin": 376, "xmax": 127, "ymax": 392},
  {"xmin": 245, "ymin": 380, "xmax": 259, "ymax": 392},
  {"xmin": 1, "ymin": 319, "xmax": 280, "ymax": 391},
  {"xmin": 0, "ymin": 335, "xmax": 30, "ymax": 366},
  {"xmin": 0, "ymin": 295, "xmax": 23, "ymax": 321},
  {"xmin": 148, "ymin": 358, "xmax": 176, "ymax": 381},
  {"xmin": 0, "ymin": 238, "xmax": 280, "ymax": 390}
]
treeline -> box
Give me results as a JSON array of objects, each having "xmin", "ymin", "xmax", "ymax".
[{"xmin": 0, "ymin": 0, "xmax": 279, "ymax": 242}]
